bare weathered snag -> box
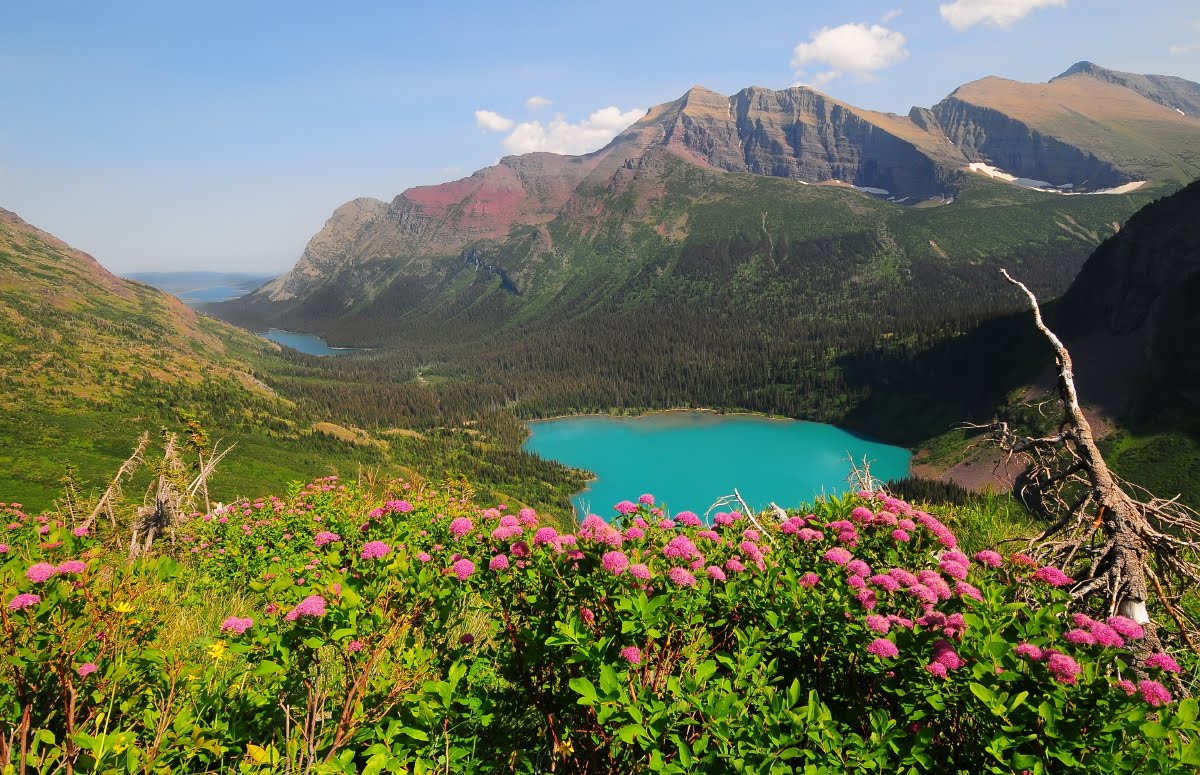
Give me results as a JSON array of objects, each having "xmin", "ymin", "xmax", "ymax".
[{"xmin": 986, "ymin": 270, "xmax": 1200, "ymax": 683}]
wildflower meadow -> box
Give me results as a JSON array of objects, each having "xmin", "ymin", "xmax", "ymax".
[{"xmin": 2, "ymin": 478, "xmax": 1198, "ymax": 773}]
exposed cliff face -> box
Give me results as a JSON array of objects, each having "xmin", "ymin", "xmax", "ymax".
[
  {"xmin": 933, "ymin": 75, "xmax": 1200, "ymax": 188},
  {"xmin": 1055, "ymin": 61, "xmax": 1200, "ymax": 117}
]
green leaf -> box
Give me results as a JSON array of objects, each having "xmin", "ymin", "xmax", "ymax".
[
  {"xmin": 400, "ymin": 727, "xmax": 430, "ymax": 742},
  {"xmin": 969, "ymin": 683, "xmax": 996, "ymax": 704},
  {"xmin": 1141, "ymin": 721, "xmax": 1168, "ymax": 739},
  {"xmin": 253, "ymin": 661, "xmax": 284, "ymax": 677},
  {"xmin": 1178, "ymin": 698, "xmax": 1199, "ymax": 724},
  {"xmin": 599, "ymin": 664, "xmax": 620, "ymax": 697},
  {"xmin": 570, "ymin": 677, "xmax": 598, "ymax": 705},
  {"xmin": 618, "ymin": 724, "xmax": 645, "ymax": 744}
]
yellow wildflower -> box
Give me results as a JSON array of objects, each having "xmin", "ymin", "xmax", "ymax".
[
  {"xmin": 113, "ymin": 601, "xmax": 134, "ymax": 614},
  {"xmin": 208, "ymin": 640, "xmax": 227, "ymax": 662}
]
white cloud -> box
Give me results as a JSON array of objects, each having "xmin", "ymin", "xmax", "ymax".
[
  {"xmin": 791, "ymin": 23, "xmax": 909, "ymax": 85},
  {"xmin": 499, "ymin": 106, "xmax": 644, "ymax": 156},
  {"xmin": 475, "ymin": 109, "xmax": 514, "ymax": 132},
  {"xmin": 881, "ymin": 8, "xmax": 903, "ymax": 23},
  {"xmin": 938, "ymin": 0, "xmax": 1066, "ymax": 31},
  {"xmin": 525, "ymin": 95, "xmax": 553, "ymax": 110}
]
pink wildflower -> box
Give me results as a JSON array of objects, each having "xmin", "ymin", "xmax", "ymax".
[
  {"xmin": 666, "ymin": 567, "xmax": 697, "ymax": 587},
  {"xmin": 220, "ymin": 616, "xmax": 254, "ymax": 635},
  {"xmin": 55, "ymin": 560, "xmax": 87, "ymax": 575},
  {"xmin": 614, "ymin": 501, "xmax": 638, "ymax": 515},
  {"xmin": 1145, "ymin": 653, "xmax": 1182, "ymax": 674},
  {"xmin": 602, "ymin": 550, "xmax": 630, "ymax": 575},
  {"xmin": 449, "ymin": 518, "xmax": 473, "ymax": 537},
  {"xmin": 870, "ymin": 574, "xmax": 901, "ymax": 592},
  {"xmin": 580, "ymin": 608, "xmax": 595, "ymax": 624},
  {"xmin": 867, "ymin": 638, "xmax": 899, "ymax": 659},
  {"xmin": 798, "ymin": 572, "xmax": 820, "ymax": 588},
  {"xmin": 954, "ymin": 581, "xmax": 983, "ymax": 601},
  {"xmin": 973, "ymin": 550, "xmax": 1003, "ymax": 568},
  {"xmin": 26, "ymin": 563, "xmax": 56, "ymax": 583},
  {"xmin": 621, "ymin": 646, "xmax": 642, "ymax": 665},
  {"xmin": 851, "ymin": 506, "xmax": 873, "ymax": 522},
  {"xmin": 1063, "ymin": 629, "xmax": 1097, "ymax": 646},
  {"xmin": 625, "ymin": 526, "xmax": 645, "ymax": 539},
  {"xmin": 489, "ymin": 554, "xmax": 510, "ymax": 571},
  {"xmin": 713, "ymin": 512, "xmax": 734, "ymax": 526},
  {"xmin": 533, "ymin": 527, "xmax": 559, "ymax": 546},
  {"xmin": 77, "ymin": 663, "xmax": 98, "ymax": 678},
  {"xmin": 314, "ymin": 531, "xmax": 341, "ymax": 547},
  {"xmin": 386, "ymin": 500, "xmax": 414, "ymax": 513},
  {"xmin": 347, "ymin": 640, "xmax": 364, "ymax": 652},
  {"xmin": 1139, "ymin": 680, "xmax": 1173, "ymax": 707},
  {"xmin": 629, "ymin": 563, "xmax": 651, "ymax": 580},
  {"xmin": 416, "ymin": 552, "xmax": 432, "ymax": 563},
  {"xmin": 638, "ymin": 493, "xmax": 655, "ymax": 505},
  {"xmin": 285, "ymin": 595, "xmax": 327, "ymax": 621},
  {"xmin": 847, "ymin": 559, "xmax": 872, "ymax": 578},
  {"xmin": 865, "ymin": 615, "xmax": 890, "ymax": 635},
  {"xmin": 1033, "ymin": 566, "xmax": 1073, "ymax": 587},
  {"xmin": 925, "ymin": 662, "xmax": 948, "ymax": 679},
  {"xmin": 360, "ymin": 541, "xmax": 391, "ymax": 560},
  {"xmin": 1072, "ymin": 612, "xmax": 1096, "ymax": 629},
  {"xmin": 706, "ymin": 565, "xmax": 726, "ymax": 581},
  {"xmin": 451, "ymin": 559, "xmax": 476, "ymax": 581},
  {"xmin": 932, "ymin": 640, "xmax": 965, "ymax": 671},
  {"xmin": 1089, "ymin": 622, "xmax": 1124, "ymax": 648},
  {"xmin": 891, "ymin": 529, "xmax": 911, "ymax": 543},
  {"xmin": 8, "ymin": 593, "xmax": 40, "ymax": 611},
  {"xmin": 657, "ymin": 519, "xmax": 676, "ymax": 529},
  {"xmin": 823, "ymin": 547, "xmax": 852, "ymax": 566},
  {"xmin": 1047, "ymin": 653, "xmax": 1082, "ymax": 685},
  {"xmin": 796, "ymin": 528, "xmax": 824, "ymax": 542},
  {"xmin": 1014, "ymin": 643, "xmax": 1043, "ymax": 661},
  {"xmin": 73, "ymin": 526, "xmax": 89, "ymax": 537},
  {"xmin": 938, "ymin": 560, "xmax": 969, "ymax": 581},
  {"xmin": 1107, "ymin": 616, "xmax": 1145, "ymax": 640},
  {"xmin": 1117, "ymin": 678, "xmax": 1137, "ymax": 696}
]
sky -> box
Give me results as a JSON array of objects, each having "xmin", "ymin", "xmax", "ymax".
[{"xmin": 2, "ymin": 0, "xmax": 1198, "ymax": 274}]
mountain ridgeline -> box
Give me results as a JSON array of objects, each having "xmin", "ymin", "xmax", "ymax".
[{"xmin": 209, "ymin": 64, "xmax": 1198, "ymax": 431}]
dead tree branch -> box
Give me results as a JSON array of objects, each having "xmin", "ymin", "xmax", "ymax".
[{"xmin": 987, "ymin": 269, "xmax": 1200, "ymax": 672}]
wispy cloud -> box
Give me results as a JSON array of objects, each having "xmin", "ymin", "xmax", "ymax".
[
  {"xmin": 939, "ymin": 0, "xmax": 1066, "ymax": 31},
  {"xmin": 791, "ymin": 22, "xmax": 909, "ymax": 86},
  {"xmin": 524, "ymin": 95, "xmax": 552, "ymax": 110},
  {"xmin": 474, "ymin": 109, "xmax": 515, "ymax": 132},
  {"xmin": 881, "ymin": 8, "xmax": 903, "ymax": 23}
]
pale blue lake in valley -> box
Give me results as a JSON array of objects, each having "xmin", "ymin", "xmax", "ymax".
[
  {"xmin": 261, "ymin": 329, "xmax": 361, "ymax": 356},
  {"xmin": 524, "ymin": 412, "xmax": 911, "ymax": 518}
]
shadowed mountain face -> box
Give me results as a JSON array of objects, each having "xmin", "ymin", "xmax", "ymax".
[{"xmin": 1057, "ymin": 180, "xmax": 1200, "ymax": 412}]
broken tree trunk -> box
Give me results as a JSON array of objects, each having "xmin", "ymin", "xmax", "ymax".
[{"xmin": 990, "ymin": 270, "xmax": 1200, "ymax": 683}]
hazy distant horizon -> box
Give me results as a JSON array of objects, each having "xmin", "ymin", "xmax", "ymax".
[{"xmin": 4, "ymin": 1, "xmax": 1199, "ymax": 274}]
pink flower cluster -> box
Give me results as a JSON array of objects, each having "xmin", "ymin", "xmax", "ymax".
[
  {"xmin": 221, "ymin": 616, "xmax": 254, "ymax": 634},
  {"xmin": 285, "ymin": 595, "xmax": 327, "ymax": 621}
]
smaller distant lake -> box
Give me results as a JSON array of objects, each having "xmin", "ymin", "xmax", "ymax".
[
  {"xmin": 525, "ymin": 412, "xmax": 911, "ymax": 518},
  {"xmin": 261, "ymin": 329, "xmax": 362, "ymax": 356}
]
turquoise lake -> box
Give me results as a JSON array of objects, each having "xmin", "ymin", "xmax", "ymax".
[
  {"xmin": 261, "ymin": 329, "xmax": 361, "ymax": 356},
  {"xmin": 524, "ymin": 412, "xmax": 911, "ymax": 518}
]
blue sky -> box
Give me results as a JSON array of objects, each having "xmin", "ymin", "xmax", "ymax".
[{"xmin": 2, "ymin": 0, "xmax": 1198, "ymax": 273}]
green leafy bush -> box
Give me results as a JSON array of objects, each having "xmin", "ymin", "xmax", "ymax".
[{"xmin": 2, "ymin": 481, "xmax": 1196, "ymax": 773}]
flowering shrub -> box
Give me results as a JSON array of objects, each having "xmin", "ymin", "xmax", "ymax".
[{"xmin": 3, "ymin": 483, "xmax": 1199, "ymax": 772}]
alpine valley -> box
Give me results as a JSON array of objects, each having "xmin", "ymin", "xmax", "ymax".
[{"xmin": 209, "ymin": 63, "xmax": 1200, "ymax": 493}]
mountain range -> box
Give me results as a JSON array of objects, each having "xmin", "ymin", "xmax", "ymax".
[{"xmin": 217, "ymin": 62, "xmax": 1199, "ymax": 341}]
